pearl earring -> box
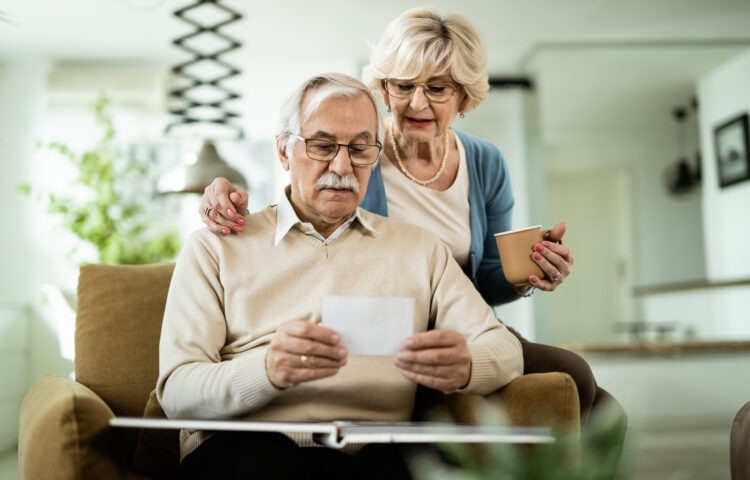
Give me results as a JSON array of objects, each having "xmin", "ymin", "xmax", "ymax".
[{"xmin": 459, "ymin": 112, "xmax": 465, "ymax": 119}]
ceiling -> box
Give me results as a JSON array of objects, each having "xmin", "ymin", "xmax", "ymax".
[
  {"xmin": 2, "ymin": 0, "xmax": 750, "ymax": 73},
  {"xmin": 528, "ymin": 44, "xmax": 749, "ymax": 135}
]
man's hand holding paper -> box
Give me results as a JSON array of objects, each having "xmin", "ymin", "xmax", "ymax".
[
  {"xmin": 396, "ymin": 330, "xmax": 471, "ymax": 395},
  {"xmin": 266, "ymin": 319, "xmax": 347, "ymax": 389}
]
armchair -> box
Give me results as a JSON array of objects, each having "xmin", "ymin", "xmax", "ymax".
[
  {"xmin": 18, "ymin": 263, "xmax": 580, "ymax": 480},
  {"xmin": 732, "ymin": 400, "xmax": 750, "ymax": 480}
]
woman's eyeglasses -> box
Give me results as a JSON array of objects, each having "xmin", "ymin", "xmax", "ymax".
[{"xmin": 384, "ymin": 78, "xmax": 460, "ymax": 103}]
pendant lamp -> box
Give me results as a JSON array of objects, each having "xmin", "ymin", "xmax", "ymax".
[
  {"xmin": 157, "ymin": 140, "xmax": 246, "ymax": 194},
  {"xmin": 157, "ymin": 0, "xmax": 247, "ymax": 194}
]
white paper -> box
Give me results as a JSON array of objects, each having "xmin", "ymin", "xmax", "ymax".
[{"xmin": 321, "ymin": 296, "xmax": 415, "ymax": 355}]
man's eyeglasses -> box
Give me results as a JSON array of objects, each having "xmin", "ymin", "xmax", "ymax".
[
  {"xmin": 289, "ymin": 134, "xmax": 382, "ymax": 166},
  {"xmin": 384, "ymin": 78, "xmax": 461, "ymax": 103}
]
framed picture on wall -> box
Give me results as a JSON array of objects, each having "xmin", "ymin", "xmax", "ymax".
[{"xmin": 714, "ymin": 113, "xmax": 750, "ymax": 188}]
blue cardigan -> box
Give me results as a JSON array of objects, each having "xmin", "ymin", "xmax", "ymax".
[{"xmin": 361, "ymin": 128, "xmax": 518, "ymax": 306}]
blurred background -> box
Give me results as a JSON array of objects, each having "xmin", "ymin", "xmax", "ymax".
[{"xmin": 2, "ymin": 0, "xmax": 750, "ymax": 478}]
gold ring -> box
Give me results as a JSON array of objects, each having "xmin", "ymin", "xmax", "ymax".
[{"xmin": 300, "ymin": 355, "xmax": 308, "ymax": 366}]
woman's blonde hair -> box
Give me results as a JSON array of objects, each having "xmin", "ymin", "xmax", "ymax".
[{"xmin": 362, "ymin": 6, "xmax": 489, "ymax": 112}]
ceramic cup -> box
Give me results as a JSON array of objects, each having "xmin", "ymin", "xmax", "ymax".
[{"xmin": 494, "ymin": 225, "xmax": 550, "ymax": 287}]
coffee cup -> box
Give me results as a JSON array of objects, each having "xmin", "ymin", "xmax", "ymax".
[{"xmin": 494, "ymin": 225, "xmax": 549, "ymax": 287}]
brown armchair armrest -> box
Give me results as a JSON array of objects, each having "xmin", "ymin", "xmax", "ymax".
[
  {"xmin": 18, "ymin": 374, "xmax": 127, "ymax": 480},
  {"xmin": 731, "ymin": 400, "xmax": 750, "ymax": 480},
  {"xmin": 446, "ymin": 372, "xmax": 581, "ymax": 435}
]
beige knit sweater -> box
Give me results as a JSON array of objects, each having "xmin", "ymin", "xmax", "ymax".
[{"xmin": 157, "ymin": 205, "xmax": 523, "ymax": 459}]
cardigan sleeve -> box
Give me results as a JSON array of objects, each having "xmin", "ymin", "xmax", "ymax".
[
  {"xmin": 428, "ymin": 240, "xmax": 523, "ymax": 394},
  {"xmin": 470, "ymin": 138, "xmax": 519, "ymax": 306},
  {"xmin": 156, "ymin": 230, "xmax": 281, "ymax": 419},
  {"xmin": 359, "ymin": 164, "xmax": 388, "ymax": 215}
]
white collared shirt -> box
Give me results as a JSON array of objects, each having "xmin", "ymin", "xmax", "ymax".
[{"xmin": 273, "ymin": 187, "xmax": 376, "ymax": 246}]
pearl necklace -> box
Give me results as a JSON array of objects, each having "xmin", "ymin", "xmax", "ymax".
[{"xmin": 389, "ymin": 121, "xmax": 449, "ymax": 187}]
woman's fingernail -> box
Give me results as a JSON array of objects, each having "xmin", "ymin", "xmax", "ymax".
[
  {"xmin": 233, "ymin": 225, "xmax": 243, "ymax": 232},
  {"xmin": 221, "ymin": 228, "xmax": 230, "ymax": 235},
  {"xmin": 542, "ymin": 241, "xmax": 551, "ymax": 247},
  {"xmin": 534, "ymin": 244, "xmax": 544, "ymax": 252},
  {"xmin": 237, "ymin": 218, "xmax": 246, "ymax": 225},
  {"xmin": 530, "ymin": 276, "xmax": 538, "ymax": 283},
  {"xmin": 533, "ymin": 252, "xmax": 542, "ymax": 260},
  {"xmin": 227, "ymin": 208, "xmax": 235, "ymax": 218}
]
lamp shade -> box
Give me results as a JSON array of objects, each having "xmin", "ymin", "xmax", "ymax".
[{"xmin": 157, "ymin": 140, "xmax": 247, "ymax": 194}]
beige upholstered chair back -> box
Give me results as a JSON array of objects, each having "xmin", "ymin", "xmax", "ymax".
[{"xmin": 75, "ymin": 263, "xmax": 175, "ymax": 417}]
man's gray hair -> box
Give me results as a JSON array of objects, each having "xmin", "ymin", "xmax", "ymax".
[{"xmin": 276, "ymin": 73, "xmax": 384, "ymax": 158}]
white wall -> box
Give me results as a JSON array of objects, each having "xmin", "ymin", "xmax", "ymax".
[
  {"xmin": 698, "ymin": 48, "xmax": 750, "ymax": 281},
  {"xmin": 0, "ymin": 60, "xmax": 50, "ymax": 301},
  {"xmin": 0, "ymin": 300, "xmax": 28, "ymax": 452}
]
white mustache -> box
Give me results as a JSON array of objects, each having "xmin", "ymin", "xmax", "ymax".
[{"xmin": 315, "ymin": 172, "xmax": 359, "ymax": 193}]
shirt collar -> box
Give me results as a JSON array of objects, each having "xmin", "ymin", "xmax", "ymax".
[{"xmin": 274, "ymin": 186, "xmax": 376, "ymax": 246}]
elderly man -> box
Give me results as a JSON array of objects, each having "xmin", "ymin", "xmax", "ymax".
[{"xmin": 157, "ymin": 73, "xmax": 523, "ymax": 480}]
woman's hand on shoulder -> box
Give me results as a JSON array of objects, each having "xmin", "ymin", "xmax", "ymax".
[
  {"xmin": 199, "ymin": 177, "xmax": 249, "ymax": 235},
  {"xmin": 529, "ymin": 222, "xmax": 575, "ymax": 291}
]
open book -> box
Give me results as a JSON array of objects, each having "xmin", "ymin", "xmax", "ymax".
[{"xmin": 110, "ymin": 417, "xmax": 553, "ymax": 448}]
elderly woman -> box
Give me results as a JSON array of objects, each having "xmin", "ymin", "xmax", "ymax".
[{"xmin": 198, "ymin": 6, "xmax": 620, "ymax": 424}]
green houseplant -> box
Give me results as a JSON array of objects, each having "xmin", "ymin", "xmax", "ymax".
[
  {"xmin": 20, "ymin": 94, "xmax": 180, "ymax": 265},
  {"xmin": 411, "ymin": 403, "xmax": 628, "ymax": 480}
]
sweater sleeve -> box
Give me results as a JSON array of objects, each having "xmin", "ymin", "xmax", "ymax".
[
  {"xmin": 428, "ymin": 240, "xmax": 523, "ymax": 395},
  {"xmin": 156, "ymin": 231, "xmax": 281, "ymax": 419}
]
